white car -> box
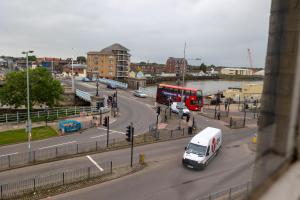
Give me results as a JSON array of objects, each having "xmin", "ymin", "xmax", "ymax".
[
  {"xmin": 133, "ymin": 90, "xmax": 147, "ymax": 98},
  {"xmin": 171, "ymin": 102, "xmax": 190, "ymax": 116}
]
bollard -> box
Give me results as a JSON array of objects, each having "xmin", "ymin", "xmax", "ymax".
[
  {"xmin": 139, "ymin": 153, "xmax": 145, "ymax": 165},
  {"xmin": 110, "ymin": 161, "xmax": 113, "ymax": 174}
]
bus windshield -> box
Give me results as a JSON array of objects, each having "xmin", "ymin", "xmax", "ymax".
[{"xmin": 197, "ymin": 90, "xmax": 203, "ymax": 105}]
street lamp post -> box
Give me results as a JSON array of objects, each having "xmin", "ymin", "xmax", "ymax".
[
  {"xmin": 22, "ymin": 50, "xmax": 34, "ymax": 152},
  {"xmin": 71, "ymin": 58, "xmax": 75, "ymax": 93}
]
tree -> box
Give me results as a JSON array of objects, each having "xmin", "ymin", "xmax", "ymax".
[
  {"xmin": 28, "ymin": 55, "xmax": 37, "ymax": 62},
  {"xmin": 76, "ymin": 56, "xmax": 86, "ymax": 64},
  {"xmin": 0, "ymin": 68, "xmax": 63, "ymax": 108},
  {"xmin": 200, "ymin": 63, "xmax": 207, "ymax": 73}
]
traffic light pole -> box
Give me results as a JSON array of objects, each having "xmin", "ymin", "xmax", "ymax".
[
  {"xmin": 130, "ymin": 122, "xmax": 134, "ymax": 167},
  {"xmin": 106, "ymin": 116, "xmax": 110, "ymax": 148}
]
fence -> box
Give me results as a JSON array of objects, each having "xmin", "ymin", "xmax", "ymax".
[
  {"xmin": 0, "ymin": 139, "xmax": 119, "ymax": 172},
  {"xmin": 195, "ymin": 182, "xmax": 252, "ymax": 200},
  {"xmin": 0, "ymin": 106, "xmax": 110, "ymax": 125},
  {"xmin": 0, "ymin": 161, "xmax": 112, "ymax": 199},
  {"xmin": 0, "ymin": 125, "xmax": 197, "ymax": 172}
]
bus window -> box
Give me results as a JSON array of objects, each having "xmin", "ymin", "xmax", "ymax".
[{"xmin": 190, "ymin": 100, "xmax": 197, "ymax": 105}]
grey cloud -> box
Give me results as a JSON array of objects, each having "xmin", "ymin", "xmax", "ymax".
[{"xmin": 0, "ymin": 0, "xmax": 271, "ymax": 67}]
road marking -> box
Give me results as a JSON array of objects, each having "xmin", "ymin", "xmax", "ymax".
[
  {"xmin": 86, "ymin": 155, "xmax": 104, "ymax": 172},
  {"xmin": 39, "ymin": 141, "xmax": 77, "ymax": 150},
  {"xmin": 90, "ymin": 134, "xmax": 106, "ymax": 139},
  {"xmin": 0, "ymin": 152, "xmax": 18, "ymax": 158},
  {"xmin": 97, "ymin": 127, "xmax": 125, "ymax": 135}
]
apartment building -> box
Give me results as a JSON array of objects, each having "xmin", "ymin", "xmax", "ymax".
[
  {"xmin": 165, "ymin": 57, "xmax": 188, "ymax": 76},
  {"xmin": 87, "ymin": 43, "xmax": 130, "ymax": 80}
]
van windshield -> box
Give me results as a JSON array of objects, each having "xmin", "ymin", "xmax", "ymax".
[{"xmin": 186, "ymin": 143, "xmax": 207, "ymax": 156}]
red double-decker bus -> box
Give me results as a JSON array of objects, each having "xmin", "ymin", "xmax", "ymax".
[{"xmin": 156, "ymin": 84, "xmax": 204, "ymax": 111}]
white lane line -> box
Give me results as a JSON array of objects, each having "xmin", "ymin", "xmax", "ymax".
[
  {"xmin": 97, "ymin": 127, "xmax": 125, "ymax": 135},
  {"xmin": 86, "ymin": 155, "xmax": 104, "ymax": 172},
  {"xmin": 39, "ymin": 141, "xmax": 77, "ymax": 150},
  {"xmin": 0, "ymin": 152, "xmax": 18, "ymax": 157},
  {"xmin": 90, "ymin": 134, "xmax": 106, "ymax": 139}
]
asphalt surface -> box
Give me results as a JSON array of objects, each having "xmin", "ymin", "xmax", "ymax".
[
  {"xmin": 0, "ymin": 126, "xmax": 255, "ymax": 182},
  {"xmin": 40, "ymin": 127, "xmax": 256, "ymax": 200},
  {"xmin": 0, "ymin": 80, "xmax": 156, "ymax": 156}
]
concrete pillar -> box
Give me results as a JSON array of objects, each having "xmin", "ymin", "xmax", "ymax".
[{"xmin": 252, "ymin": 0, "xmax": 300, "ymax": 195}]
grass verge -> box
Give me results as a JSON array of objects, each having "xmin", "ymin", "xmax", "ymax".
[{"xmin": 0, "ymin": 126, "xmax": 58, "ymax": 146}]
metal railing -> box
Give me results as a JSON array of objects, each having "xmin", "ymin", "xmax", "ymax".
[
  {"xmin": 195, "ymin": 182, "xmax": 252, "ymax": 200},
  {"xmin": 98, "ymin": 78, "xmax": 128, "ymax": 89},
  {"xmin": 0, "ymin": 161, "xmax": 112, "ymax": 199},
  {"xmin": 76, "ymin": 89, "xmax": 92, "ymax": 102},
  {"xmin": 0, "ymin": 106, "xmax": 109, "ymax": 125},
  {"xmin": 0, "ymin": 139, "xmax": 116, "ymax": 171}
]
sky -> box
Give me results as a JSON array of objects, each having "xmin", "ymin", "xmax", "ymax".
[{"xmin": 0, "ymin": 0, "xmax": 271, "ymax": 67}]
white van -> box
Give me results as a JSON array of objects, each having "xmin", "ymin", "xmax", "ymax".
[{"xmin": 182, "ymin": 127, "xmax": 222, "ymax": 169}]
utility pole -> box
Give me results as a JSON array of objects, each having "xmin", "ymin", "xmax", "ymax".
[
  {"xmin": 178, "ymin": 42, "xmax": 187, "ymax": 130},
  {"xmin": 71, "ymin": 58, "xmax": 75, "ymax": 93}
]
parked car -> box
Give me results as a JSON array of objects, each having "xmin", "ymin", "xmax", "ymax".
[
  {"xmin": 133, "ymin": 90, "xmax": 147, "ymax": 98},
  {"xmin": 107, "ymin": 83, "xmax": 117, "ymax": 89},
  {"xmin": 171, "ymin": 102, "xmax": 190, "ymax": 116}
]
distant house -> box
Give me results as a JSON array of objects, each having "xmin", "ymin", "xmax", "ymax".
[
  {"xmin": 130, "ymin": 62, "xmax": 165, "ymax": 75},
  {"xmin": 220, "ymin": 68, "xmax": 253, "ymax": 76},
  {"xmin": 254, "ymin": 69, "xmax": 265, "ymax": 76}
]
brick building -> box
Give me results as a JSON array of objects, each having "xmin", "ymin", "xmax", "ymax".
[
  {"xmin": 130, "ymin": 62, "xmax": 165, "ymax": 75},
  {"xmin": 63, "ymin": 63, "xmax": 87, "ymax": 77},
  {"xmin": 165, "ymin": 57, "xmax": 188, "ymax": 76},
  {"xmin": 87, "ymin": 43, "xmax": 130, "ymax": 80}
]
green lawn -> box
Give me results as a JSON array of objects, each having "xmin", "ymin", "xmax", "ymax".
[{"xmin": 0, "ymin": 126, "xmax": 58, "ymax": 146}]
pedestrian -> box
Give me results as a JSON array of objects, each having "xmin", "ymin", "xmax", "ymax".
[
  {"xmin": 217, "ymin": 111, "xmax": 221, "ymax": 120},
  {"xmin": 225, "ymin": 100, "xmax": 228, "ymax": 111}
]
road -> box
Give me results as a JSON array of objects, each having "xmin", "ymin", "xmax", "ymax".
[
  {"xmin": 41, "ymin": 127, "xmax": 255, "ymax": 200},
  {"xmin": 0, "ymin": 80, "xmax": 156, "ymax": 156},
  {"xmin": 0, "ymin": 127, "xmax": 256, "ymax": 192}
]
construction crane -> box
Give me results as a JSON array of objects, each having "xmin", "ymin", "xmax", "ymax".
[{"xmin": 247, "ymin": 48, "xmax": 253, "ymax": 68}]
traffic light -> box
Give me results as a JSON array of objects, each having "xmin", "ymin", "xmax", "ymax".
[
  {"xmin": 103, "ymin": 116, "xmax": 109, "ymax": 127},
  {"xmin": 157, "ymin": 106, "xmax": 161, "ymax": 115},
  {"xmin": 126, "ymin": 125, "xmax": 132, "ymax": 142},
  {"xmin": 186, "ymin": 114, "xmax": 190, "ymax": 122}
]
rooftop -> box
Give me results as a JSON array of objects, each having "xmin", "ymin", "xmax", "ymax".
[{"xmin": 88, "ymin": 43, "xmax": 129, "ymax": 55}]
